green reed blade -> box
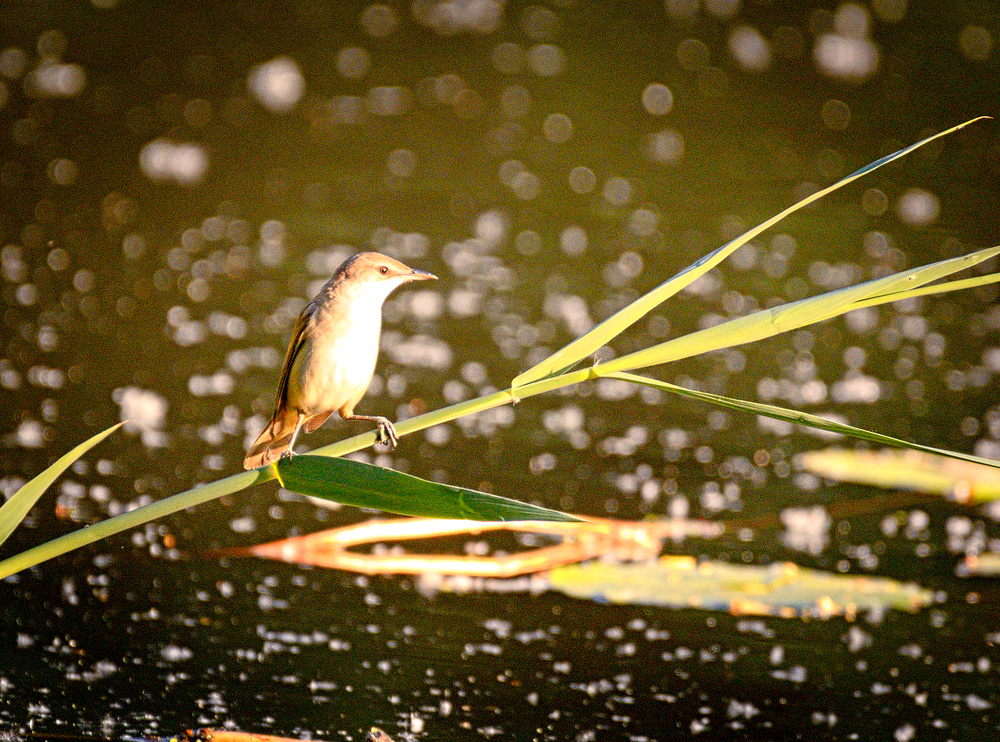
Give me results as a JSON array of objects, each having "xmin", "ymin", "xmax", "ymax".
[
  {"xmin": 611, "ymin": 371, "xmax": 1000, "ymax": 470},
  {"xmin": 0, "ymin": 467, "xmax": 272, "ymax": 579},
  {"xmin": 596, "ymin": 245, "xmax": 1000, "ymax": 374},
  {"xmin": 850, "ymin": 271, "xmax": 1000, "ymax": 308},
  {"xmin": 511, "ymin": 116, "xmax": 991, "ymax": 390},
  {"xmin": 0, "ymin": 422, "xmax": 126, "ymax": 549}
]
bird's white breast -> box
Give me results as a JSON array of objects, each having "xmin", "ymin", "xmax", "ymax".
[{"xmin": 289, "ymin": 279, "xmax": 399, "ymax": 414}]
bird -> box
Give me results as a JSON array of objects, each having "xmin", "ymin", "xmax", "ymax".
[{"xmin": 243, "ymin": 252, "xmax": 437, "ymax": 470}]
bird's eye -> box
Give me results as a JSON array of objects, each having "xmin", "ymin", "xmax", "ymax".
[{"xmin": 379, "ymin": 265, "xmax": 389, "ymax": 275}]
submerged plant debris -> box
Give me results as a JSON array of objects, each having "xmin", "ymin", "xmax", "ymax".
[
  {"xmin": 240, "ymin": 516, "xmax": 723, "ymax": 576},
  {"xmin": 548, "ymin": 558, "xmax": 934, "ymax": 618},
  {"xmin": 240, "ymin": 518, "xmax": 931, "ymax": 618}
]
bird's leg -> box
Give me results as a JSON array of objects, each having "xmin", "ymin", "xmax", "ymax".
[
  {"xmin": 342, "ymin": 413, "xmax": 399, "ymax": 449},
  {"xmin": 279, "ymin": 412, "xmax": 307, "ymax": 462}
]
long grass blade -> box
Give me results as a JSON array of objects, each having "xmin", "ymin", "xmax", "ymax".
[
  {"xmin": 850, "ymin": 271, "xmax": 1000, "ymax": 308},
  {"xmin": 512, "ymin": 116, "xmax": 991, "ymax": 389},
  {"xmin": 0, "ymin": 467, "xmax": 272, "ymax": 579},
  {"xmin": 0, "ymin": 422, "xmax": 126, "ymax": 549},
  {"xmin": 611, "ymin": 371, "xmax": 1000, "ymax": 470},
  {"xmin": 596, "ymin": 246, "xmax": 1000, "ymax": 374},
  {"xmin": 276, "ymin": 455, "xmax": 581, "ymax": 522}
]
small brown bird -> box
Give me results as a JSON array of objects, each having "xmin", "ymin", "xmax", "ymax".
[{"xmin": 244, "ymin": 252, "xmax": 436, "ymax": 469}]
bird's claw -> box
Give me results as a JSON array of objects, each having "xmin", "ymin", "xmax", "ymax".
[{"xmin": 375, "ymin": 419, "xmax": 399, "ymax": 450}]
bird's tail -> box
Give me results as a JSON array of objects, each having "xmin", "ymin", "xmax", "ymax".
[{"xmin": 243, "ymin": 409, "xmax": 297, "ymax": 470}]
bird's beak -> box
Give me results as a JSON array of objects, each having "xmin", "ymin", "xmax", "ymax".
[{"xmin": 407, "ymin": 269, "xmax": 437, "ymax": 282}]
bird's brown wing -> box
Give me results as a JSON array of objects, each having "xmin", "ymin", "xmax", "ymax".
[
  {"xmin": 272, "ymin": 300, "xmax": 318, "ymax": 416},
  {"xmin": 242, "ymin": 302, "xmax": 318, "ymax": 470}
]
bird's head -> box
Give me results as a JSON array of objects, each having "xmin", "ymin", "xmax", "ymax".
[{"xmin": 335, "ymin": 251, "xmax": 437, "ymax": 304}]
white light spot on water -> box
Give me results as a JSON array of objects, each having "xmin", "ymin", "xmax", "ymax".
[
  {"xmin": 543, "ymin": 405, "xmax": 585, "ymax": 434},
  {"xmin": 543, "ymin": 294, "xmax": 593, "ymax": 335},
  {"xmin": 408, "ymin": 290, "xmax": 444, "ymax": 321},
  {"xmin": 896, "ymin": 188, "xmax": 940, "ymax": 227},
  {"xmin": 381, "ymin": 333, "xmax": 453, "ymax": 370},
  {"xmin": 647, "ymin": 128, "xmax": 684, "ymax": 164},
  {"xmin": 560, "ymin": 225, "xmax": 588, "ymax": 256},
  {"xmin": 47, "ymin": 158, "xmax": 79, "ymax": 185},
  {"xmin": 568, "ymin": 166, "xmax": 596, "ymax": 194},
  {"xmin": 361, "ymin": 4, "xmax": 399, "ymax": 38},
  {"xmin": 475, "ymin": 210, "xmax": 507, "ymax": 246},
  {"xmin": 27, "ymin": 62, "xmax": 86, "ymax": 97},
  {"xmin": 780, "ymin": 506, "xmax": 831, "ymax": 555},
  {"xmin": 188, "ymin": 371, "xmax": 235, "ymax": 397},
  {"xmin": 641, "ymin": 83, "xmax": 673, "ymax": 116},
  {"xmin": 412, "ymin": 0, "xmax": 503, "ymax": 35},
  {"xmin": 814, "ymin": 34, "xmax": 879, "ymax": 81},
  {"xmin": 526, "ymin": 44, "xmax": 565, "ymax": 76},
  {"xmin": 259, "ymin": 220, "xmax": 286, "ymax": 267},
  {"xmin": 16, "ymin": 419, "xmax": 46, "ymax": 448},
  {"xmin": 543, "ymin": 113, "xmax": 573, "ymax": 143},
  {"xmin": 705, "ymin": 0, "xmax": 741, "ymax": 17},
  {"xmin": 728, "ymin": 25, "xmax": 772, "ymax": 71},
  {"xmin": 387, "ymin": 148, "xmax": 417, "ymax": 177},
  {"xmin": 114, "ymin": 387, "xmax": 169, "ymax": 448},
  {"xmin": 140, "ymin": 139, "xmax": 208, "ymax": 186},
  {"xmin": 367, "ymin": 85, "xmax": 412, "ymax": 116},
  {"xmin": 0, "ymin": 48, "xmax": 28, "ymax": 80},
  {"xmin": 603, "ymin": 176, "xmax": 632, "ymax": 206},
  {"xmin": 249, "ymin": 56, "xmax": 304, "ymax": 113},
  {"xmin": 336, "ymin": 47, "xmax": 370, "ymax": 79},
  {"xmin": 959, "ymin": 25, "xmax": 993, "ymax": 61}
]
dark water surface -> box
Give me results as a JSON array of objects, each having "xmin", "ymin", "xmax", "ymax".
[{"xmin": 2, "ymin": 1, "xmax": 1000, "ymax": 739}]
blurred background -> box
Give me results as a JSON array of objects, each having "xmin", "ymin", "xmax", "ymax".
[{"xmin": 2, "ymin": 0, "xmax": 1000, "ymax": 739}]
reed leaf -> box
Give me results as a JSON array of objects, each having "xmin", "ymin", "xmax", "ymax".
[
  {"xmin": 610, "ymin": 371, "xmax": 1000, "ymax": 470},
  {"xmin": 275, "ymin": 455, "xmax": 581, "ymax": 522},
  {"xmin": 512, "ymin": 116, "xmax": 991, "ymax": 389},
  {"xmin": 0, "ymin": 422, "xmax": 125, "ymax": 549},
  {"xmin": 0, "ymin": 468, "xmax": 271, "ymax": 579},
  {"xmin": 850, "ymin": 271, "xmax": 1000, "ymax": 308},
  {"xmin": 594, "ymin": 245, "xmax": 1000, "ymax": 375}
]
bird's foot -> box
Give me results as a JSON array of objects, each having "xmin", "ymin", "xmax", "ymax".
[
  {"xmin": 278, "ymin": 448, "xmax": 298, "ymax": 464},
  {"xmin": 374, "ymin": 418, "xmax": 399, "ymax": 449}
]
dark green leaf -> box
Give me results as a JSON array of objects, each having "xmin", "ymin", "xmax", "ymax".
[{"xmin": 277, "ymin": 455, "xmax": 580, "ymax": 522}]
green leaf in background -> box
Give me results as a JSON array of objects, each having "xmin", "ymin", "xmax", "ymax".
[
  {"xmin": 511, "ymin": 116, "xmax": 991, "ymax": 389},
  {"xmin": 276, "ymin": 455, "xmax": 581, "ymax": 522},
  {"xmin": 799, "ymin": 448, "xmax": 1000, "ymax": 502},
  {"xmin": 0, "ymin": 422, "xmax": 126, "ymax": 549},
  {"xmin": 548, "ymin": 558, "xmax": 933, "ymax": 616},
  {"xmin": 610, "ymin": 371, "xmax": 1000, "ymax": 471}
]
